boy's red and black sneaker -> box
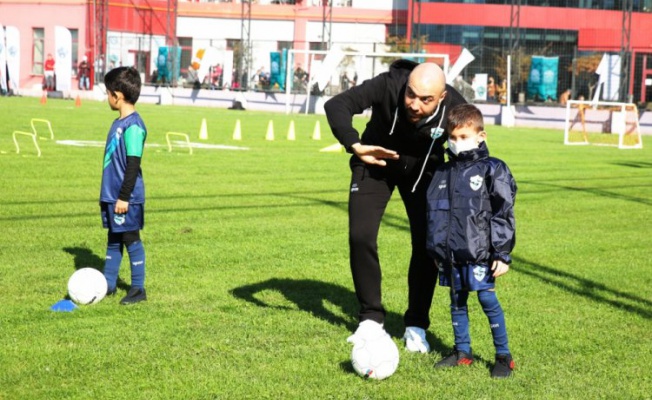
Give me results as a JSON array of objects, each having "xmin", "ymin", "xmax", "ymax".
[
  {"xmin": 434, "ymin": 347, "xmax": 474, "ymax": 368},
  {"xmin": 491, "ymin": 354, "xmax": 515, "ymax": 379}
]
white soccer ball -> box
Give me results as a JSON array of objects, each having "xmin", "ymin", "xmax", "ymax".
[
  {"xmin": 351, "ymin": 333, "xmax": 400, "ymax": 380},
  {"xmin": 67, "ymin": 268, "xmax": 108, "ymax": 305}
]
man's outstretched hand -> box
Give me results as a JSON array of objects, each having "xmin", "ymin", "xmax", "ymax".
[{"xmin": 350, "ymin": 143, "xmax": 399, "ymax": 166}]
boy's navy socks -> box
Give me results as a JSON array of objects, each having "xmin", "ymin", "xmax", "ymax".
[
  {"xmin": 104, "ymin": 241, "xmax": 123, "ymax": 291},
  {"xmin": 127, "ymin": 241, "xmax": 146, "ymax": 289},
  {"xmin": 450, "ymin": 289, "xmax": 472, "ymax": 354},
  {"xmin": 478, "ymin": 290, "xmax": 510, "ymax": 355}
]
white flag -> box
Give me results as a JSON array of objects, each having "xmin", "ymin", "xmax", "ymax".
[
  {"xmin": 310, "ymin": 47, "xmax": 345, "ymax": 92},
  {"xmin": 0, "ymin": 25, "xmax": 7, "ymax": 93},
  {"xmin": 222, "ymin": 50, "xmax": 234, "ymax": 89},
  {"xmin": 197, "ymin": 46, "xmax": 220, "ymax": 84},
  {"xmin": 55, "ymin": 26, "xmax": 72, "ymax": 91},
  {"xmin": 447, "ymin": 47, "xmax": 475, "ymax": 85},
  {"xmin": 593, "ymin": 53, "xmax": 620, "ymax": 102},
  {"xmin": 5, "ymin": 25, "xmax": 19, "ymax": 93}
]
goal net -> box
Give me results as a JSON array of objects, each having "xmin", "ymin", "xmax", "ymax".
[
  {"xmin": 564, "ymin": 100, "xmax": 643, "ymax": 149},
  {"xmin": 285, "ymin": 48, "xmax": 450, "ymax": 114}
]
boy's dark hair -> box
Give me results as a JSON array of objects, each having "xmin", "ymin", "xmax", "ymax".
[
  {"xmin": 104, "ymin": 67, "xmax": 141, "ymax": 105},
  {"xmin": 446, "ymin": 103, "xmax": 484, "ymax": 133}
]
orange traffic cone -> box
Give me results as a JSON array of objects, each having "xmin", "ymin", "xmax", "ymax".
[
  {"xmin": 40, "ymin": 91, "xmax": 47, "ymax": 105},
  {"xmin": 75, "ymin": 95, "xmax": 81, "ymax": 107}
]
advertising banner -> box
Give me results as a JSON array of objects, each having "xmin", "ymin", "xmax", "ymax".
[
  {"xmin": 527, "ymin": 56, "xmax": 559, "ymax": 101},
  {"xmin": 473, "ymin": 73, "xmax": 488, "ymax": 101},
  {"xmin": 5, "ymin": 25, "xmax": 19, "ymax": 93},
  {"xmin": 55, "ymin": 26, "xmax": 72, "ymax": 91},
  {"xmin": 0, "ymin": 25, "xmax": 7, "ymax": 93},
  {"xmin": 157, "ymin": 46, "xmax": 181, "ymax": 83},
  {"xmin": 269, "ymin": 51, "xmax": 286, "ymax": 90}
]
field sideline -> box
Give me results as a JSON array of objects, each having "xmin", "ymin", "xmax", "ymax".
[{"xmin": 1, "ymin": 96, "xmax": 651, "ymax": 399}]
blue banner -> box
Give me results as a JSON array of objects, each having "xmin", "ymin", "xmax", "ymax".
[
  {"xmin": 279, "ymin": 48, "xmax": 287, "ymax": 90},
  {"xmin": 157, "ymin": 46, "xmax": 182, "ymax": 83},
  {"xmin": 527, "ymin": 56, "xmax": 559, "ymax": 101},
  {"xmin": 157, "ymin": 47, "xmax": 168, "ymax": 80},
  {"xmin": 269, "ymin": 51, "xmax": 283, "ymax": 90}
]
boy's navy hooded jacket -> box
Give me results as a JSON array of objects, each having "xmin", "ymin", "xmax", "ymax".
[
  {"xmin": 324, "ymin": 59, "xmax": 467, "ymax": 185},
  {"xmin": 426, "ymin": 142, "xmax": 517, "ymax": 266}
]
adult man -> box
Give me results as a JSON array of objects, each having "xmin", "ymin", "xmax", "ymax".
[
  {"xmin": 78, "ymin": 56, "xmax": 90, "ymax": 90},
  {"xmin": 324, "ymin": 60, "xmax": 466, "ymax": 353}
]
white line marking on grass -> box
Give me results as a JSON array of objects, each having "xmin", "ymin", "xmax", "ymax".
[{"xmin": 56, "ymin": 140, "xmax": 249, "ymax": 151}]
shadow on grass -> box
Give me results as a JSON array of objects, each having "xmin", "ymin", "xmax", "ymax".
[
  {"xmin": 62, "ymin": 246, "xmax": 129, "ymax": 291},
  {"xmin": 231, "ymin": 278, "xmax": 456, "ymax": 378},
  {"xmin": 611, "ymin": 161, "xmax": 652, "ymax": 169},
  {"xmin": 230, "ymin": 278, "xmax": 449, "ymax": 355},
  {"xmin": 517, "ymin": 179, "xmax": 652, "ymax": 206},
  {"xmin": 0, "ymin": 189, "xmax": 411, "ymax": 234},
  {"xmin": 63, "ymin": 246, "xmax": 104, "ymax": 270},
  {"xmin": 230, "ymin": 278, "xmax": 359, "ymax": 332},
  {"xmin": 512, "ymin": 255, "xmax": 652, "ymax": 319}
]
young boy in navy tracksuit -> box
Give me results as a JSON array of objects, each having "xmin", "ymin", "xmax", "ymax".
[{"xmin": 426, "ymin": 104, "xmax": 517, "ymax": 378}]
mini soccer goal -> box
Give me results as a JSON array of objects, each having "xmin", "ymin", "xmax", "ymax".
[{"xmin": 564, "ymin": 100, "xmax": 643, "ymax": 149}]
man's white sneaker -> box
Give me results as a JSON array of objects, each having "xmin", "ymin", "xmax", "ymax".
[
  {"xmin": 403, "ymin": 326, "xmax": 430, "ymax": 353},
  {"xmin": 347, "ymin": 320, "xmax": 387, "ymax": 345}
]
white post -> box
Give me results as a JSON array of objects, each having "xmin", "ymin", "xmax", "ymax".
[
  {"xmin": 501, "ymin": 55, "xmax": 516, "ymax": 127},
  {"xmin": 506, "ymin": 54, "xmax": 511, "ymax": 108}
]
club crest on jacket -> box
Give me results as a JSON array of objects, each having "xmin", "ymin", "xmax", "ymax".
[{"xmin": 469, "ymin": 175, "xmax": 483, "ymax": 191}]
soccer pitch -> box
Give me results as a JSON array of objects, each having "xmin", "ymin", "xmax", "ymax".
[{"xmin": 1, "ymin": 96, "xmax": 650, "ymax": 399}]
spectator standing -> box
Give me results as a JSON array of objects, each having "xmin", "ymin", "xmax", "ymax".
[
  {"xmin": 78, "ymin": 56, "xmax": 91, "ymax": 90},
  {"xmin": 44, "ymin": 53, "xmax": 55, "ymax": 91},
  {"xmin": 559, "ymin": 88, "xmax": 571, "ymax": 106},
  {"xmin": 487, "ymin": 76, "xmax": 497, "ymax": 102}
]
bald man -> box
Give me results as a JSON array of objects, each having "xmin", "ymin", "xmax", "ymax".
[{"xmin": 325, "ymin": 59, "xmax": 466, "ymax": 353}]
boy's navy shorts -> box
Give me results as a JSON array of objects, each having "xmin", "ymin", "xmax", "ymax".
[
  {"xmin": 101, "ymin": 202, "xmax": 144, "ymax": 232},
  {"xmin": 438, "ymin": 263, "xmax": 495, "ymax": 292}
]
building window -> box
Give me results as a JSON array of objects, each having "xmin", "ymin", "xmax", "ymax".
[
  {"xmin": 277, "ymin": 41, "xmax": 292, "ymax": 51},
  {"xmin": 32, "ymin": 28, "xmax": 45, "ymax": 75},
  {"xmin": 178, "ymin": 37, "xmax": 193, "ymax": 74},
  {"xmin": 226, "ymin": 38, "xmax": 241, "ymax": 51},
  {"xmin": 70, "ymin": 28, "xmax": 79, "ymax": 74}
]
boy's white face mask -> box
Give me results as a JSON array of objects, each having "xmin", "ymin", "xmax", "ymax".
[{"xmin": 448, "ymin": 137, "xmax": 479, "ymax": 155}]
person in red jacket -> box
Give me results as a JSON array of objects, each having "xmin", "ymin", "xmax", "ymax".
[{"xmin": 44, "ymin": 53, "xmax": 55, "ymax": 91}]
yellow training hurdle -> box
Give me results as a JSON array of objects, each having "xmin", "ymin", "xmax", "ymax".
[
  {"xmin": 165, "ymin": 132, "xmax": 192, "ymax": 155},
  {"xmin": 13, "ymin": 130, "xmax": 42, "ymax": 157},
  {"xmin": 30, "ymin": 118, "xmax": 54, "ymax": 140}
]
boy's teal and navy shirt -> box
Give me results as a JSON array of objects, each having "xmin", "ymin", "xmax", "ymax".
[{"xmin": 100, "ymin": 112, "xmax": 147, "ymax": 204}]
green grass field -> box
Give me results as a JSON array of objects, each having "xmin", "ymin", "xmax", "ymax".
[{"xmin": 1, "ymin": 96, "xmax": 651, "ymax": 399}]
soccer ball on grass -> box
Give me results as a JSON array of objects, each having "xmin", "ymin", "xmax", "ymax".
[
  {"xmin": 351, "ymin": 332, "xmax": 399, "ymax": 380},
  {"xmin": 67, "ymin": 268, "xmax": 108, "ymax": 305}
]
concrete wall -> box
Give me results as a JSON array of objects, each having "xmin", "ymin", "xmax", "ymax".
[
  {"xmin": 17, "ymin": 84, "xmax": 652, "ymax": 135},
  {"xmin": 137, "ymin": 86, "xmax": 652, "ymax": 135}
]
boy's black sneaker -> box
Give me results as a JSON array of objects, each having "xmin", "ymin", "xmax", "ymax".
[
  {"xmin": 106, "ymin": 288, "xmax": 117, "ymax": 296},
  {"xmin": 491, "ymin": 354, "xmax": 515, "ymax": 379},
  {"xmin": 120, "ymin": 288, "xmax": 147, "ymax": 305},
  {"xmin": 434, "ymin": 347, "xmax": 474, "ymax": 368}
]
